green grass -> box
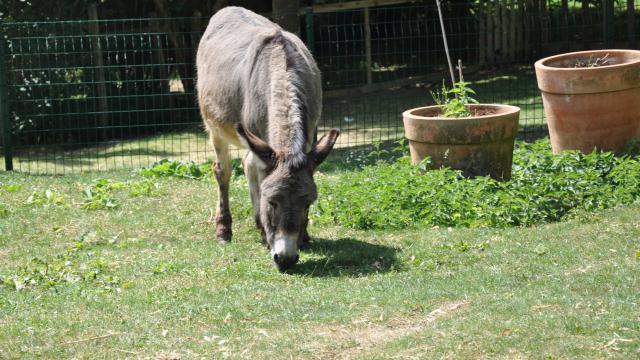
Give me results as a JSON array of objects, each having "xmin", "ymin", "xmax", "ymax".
[{"xmin": 1, "ymin": 149, "xmax": 639, "ymax": 358}]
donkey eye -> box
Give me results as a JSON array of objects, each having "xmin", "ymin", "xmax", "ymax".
[{"xmin": 268, "ymin": 201, "xmax": 278, "ymax": 209}]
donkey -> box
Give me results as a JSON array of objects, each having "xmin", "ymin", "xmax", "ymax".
[{"xmin": 196, "ymin": 7, "xmax": 339, "ymax": 271}]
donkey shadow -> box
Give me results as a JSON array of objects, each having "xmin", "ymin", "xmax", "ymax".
[{"xmin": 290, "ymin": 237, "xmax": 400, "ymax": 277}]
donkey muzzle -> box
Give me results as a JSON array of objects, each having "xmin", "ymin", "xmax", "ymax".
[{"xmin": 272, "ymin": 237, "xmax": 300, "ymax": 271}]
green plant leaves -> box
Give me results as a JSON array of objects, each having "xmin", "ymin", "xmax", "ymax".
[
  {"xmin": 2, "ymin": 230, "xmax": 122, "ymax": 291},
  {"xmin": 431, "ymin": 80, "xmax": 479, "ymax": 118},
  {"xmin": 26, "ymin": 189, "xmax": 67, "ymax": 207},
  {"xmin": 314, "ymin": 139, "xmax": 640, "ymax": 230},
  {"xmin": 79, "ymin": 179, "xmax": 158, "ymax": 210},
  {"xmin": 140, "ymin": 159, "xmax": 212, "ymax": 179}
]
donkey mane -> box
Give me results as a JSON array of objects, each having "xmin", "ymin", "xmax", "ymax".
[{"xmin": 267, "ymin": 34, "xmax": 311, "ymax": 170}]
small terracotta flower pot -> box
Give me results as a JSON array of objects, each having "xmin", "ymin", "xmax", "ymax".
[
  {"xmin": 535, "ymin": 49, "xmax": 640, "ymax": 154},
  {"xmin": 402, "ymin": 104, "xmax": 520, "ymax": 181}
]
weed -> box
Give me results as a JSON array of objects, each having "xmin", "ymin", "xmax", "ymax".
[
  {"xmin": 26, "ymin": 189, "xmax": 67, "ymax": 207},
  {"xmin": 573, "ymin": 53, "xmax": 610, "ymax": 68},
  {"xmin": 0, "ymin": 183, "xmax": 22, "ymax": 193},
  {"xmin": 79, "ymin": 180, "xmax": 118, "ymax": 210},
  {"xmin": 79, "ymin": 179, "xmax": 157, "ymax": 209},
  {"xmin": 369, "ymin": 142, "xmax": 390, "ymax": 161},
  {"xmin": 431, "ymin": 80, "xmax": 479, "ymax": 118},
  {"xmin": 140, "ymin": 159, "xmax": 211, "ymax": 179}
]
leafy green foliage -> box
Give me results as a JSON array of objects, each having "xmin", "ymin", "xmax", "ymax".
[
  {"xmin": 431, "ymin": 81, "xmax": 479, "ymax": 118},
  {"xmin": 140, "ymin": 159, "xmax": 212, "ymax": 180},
  {"xmin": 1, "ymin": 183, "xmax": 22, "ymax": 193},
  {"xmin": 26, "ymin": 189, "xmax": 67, "ymax": 207},
  {"xmin": 79, "ymin": 179, "xmax": 158, "ymax": 210},
  {"xmin": 313, "ymin": 139, "xmax": 640, "ymax": 230},
  {"xmin": 80, "ymin": 184, "xmax": 118, "ymax": 210},
  {"xmin": 1, "ymin": 231, "xmax": 121, "ymax": 291}
]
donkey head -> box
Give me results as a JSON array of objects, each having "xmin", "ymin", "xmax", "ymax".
[{"xmin": 236, "ymin": 124, "xmax": 340, "ymax": 271}]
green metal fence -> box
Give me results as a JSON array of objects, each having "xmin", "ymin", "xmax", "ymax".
[{"xmin": 1, "ymin": 1, "xmax": 639, "ymax": 174}]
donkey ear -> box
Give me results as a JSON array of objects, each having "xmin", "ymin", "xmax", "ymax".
[
  {"xmin": 235, "ymin": 123, "xmax": 275, "ymax": 166},
  {"xmin": 308, "ymin": 128, "xmax": 340, "ymax": 170}
]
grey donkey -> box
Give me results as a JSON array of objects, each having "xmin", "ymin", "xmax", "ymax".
[{"xmin": 196, "ymin": 7, "xmax": 340, "ymax": 271}]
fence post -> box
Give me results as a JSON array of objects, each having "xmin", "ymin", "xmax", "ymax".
[
  {"xmin": 364, "ymin": 7, "xmax": 373, "ymax": 85},
  {"xmin": 88, "ymin": 2, "xmax": 109, "ymax": 140},
  {"xmin": 0, "ymin": 20, "xmax": 13, "ymax": 171},
  {"xmin": 602, "ymin": 0, "xmax": 614, "ymax": 48}
]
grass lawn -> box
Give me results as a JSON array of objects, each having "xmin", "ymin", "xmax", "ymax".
[{"xmin": 0, "ymin": 162, "xmax": 638, "ymax": 359}]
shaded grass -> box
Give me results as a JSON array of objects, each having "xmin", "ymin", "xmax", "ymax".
[
  {"xmin": 2, "ymin": 66, "xmax": 547, "ymax": 174},
  {"xmin": 0, "ymin": 167, "xmax": 638, "ymax": 359}
]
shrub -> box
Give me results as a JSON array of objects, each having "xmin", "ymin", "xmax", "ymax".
[{"xmin": 313, "ymin": 139, "xmax": 640, "ymax": 230}]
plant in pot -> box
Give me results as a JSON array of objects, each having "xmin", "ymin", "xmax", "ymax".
[
  {"xmin": 402, "ymin": 75, "xmax": 520, "ymax": 181},
  {"xmin": 402, "ymin": 0, "xmax": 520, "ymax": 181},
  {"xmin": 535, "ymin": 49, "xmax": 640, "ymax": 154}
]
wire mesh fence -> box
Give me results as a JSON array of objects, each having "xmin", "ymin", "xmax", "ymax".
[{"xmin": 1, "ymin": 0, "xmax": 639, "ymax": 174}]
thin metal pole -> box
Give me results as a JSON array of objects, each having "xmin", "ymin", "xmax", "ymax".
[
  {"xmin": 436, "ymin": 0, "xmax": 456, "ymax": 86},
  {"xmin": 0, "ymin": 21, "xmax": 13, "ymax": 171}
]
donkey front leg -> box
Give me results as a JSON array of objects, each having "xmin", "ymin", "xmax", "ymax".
[
  {"xmin": 211, "ymin": 135, "xmax": 233, "ymax": 242},
  {"xmin": 244, "ymin": 152, "xmax": 268, "ymax": 246},
  {"xmin": 299, "ymin": 215, "xmax": 311, "ymax": 249}
]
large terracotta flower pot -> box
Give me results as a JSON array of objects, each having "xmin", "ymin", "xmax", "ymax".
[
  {"xmin": 535, "ymin": 49, "xmax": 640, "ymax": 154},
  {"xmin": 402, "ymin": 104, "xmax": 520, "ymax": 181}
]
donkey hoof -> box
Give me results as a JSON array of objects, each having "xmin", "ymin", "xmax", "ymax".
[{"xmin": 216, "ymin": 228, "xmax": 232, "ymax": 243}]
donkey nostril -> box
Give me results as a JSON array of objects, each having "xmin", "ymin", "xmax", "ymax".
[
  {"xmin": 294, "ymin": 254, "xmax": 300, "ymax": 263},
  {"xmin": 273, "ymin": 253, "xmax": 280, "ymax": 262}
]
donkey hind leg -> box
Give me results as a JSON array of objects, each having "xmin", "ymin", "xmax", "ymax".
[
  {"xmin": 211, "ymin": 134, "xmax": 233, "ymax": 242},
  {"xmin": 243, "ymin": 152, "xmax": 268, "ymax": 247}
]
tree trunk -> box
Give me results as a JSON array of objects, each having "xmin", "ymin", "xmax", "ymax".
[
  {"xmin": 561, "ymin": 0, "xmax": 569, "ymax": 50},
  {"xmin": 87, "ymin": 2, "xmax": 109, "ymax": 140},
  {"xmin": 152, "ymin": 0, "xmax": 187, "ymax": 72},
  {"xmin": 628, "ymin": 0, "xmax": 636, "ymax": 48},
  {"xmin": 272, "ymin": 0, "xmax": 300, "ymax": 34},
  {"xmin": 524, "ymin": 0, "xmax": 531, "ymax": 60},
  {"xmin": 478, "ymin": 2, "xmax": 486, "ymax": 66}
]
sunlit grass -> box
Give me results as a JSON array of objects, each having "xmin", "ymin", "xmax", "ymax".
[{"xmin": 0, "ymin": 158, "xmax": 638, "ymax": 358}]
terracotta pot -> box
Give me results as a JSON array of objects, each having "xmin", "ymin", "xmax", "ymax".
[
  {"xmin": 535, "ymin": 49, "xmax": 640, "ymax": 154},
  {"xmin": 402, "ymin": 104, "xmax": 520, "ymax": 181}
]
